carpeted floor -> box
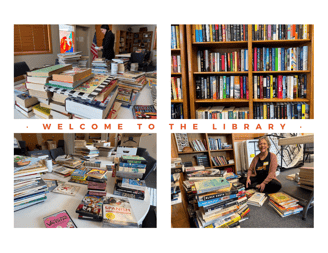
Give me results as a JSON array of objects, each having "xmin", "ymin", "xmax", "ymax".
[{"xmin": 240, "ymin": 160, "xmax": 314, "ymax": 228}]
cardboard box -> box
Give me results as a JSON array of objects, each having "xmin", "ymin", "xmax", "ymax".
[
  {"xmin": 120, "ymin": 134, "xmax": 142, "ymax": 147},
  {"xmin": 95, "ymin": 142, "xmax": 111, "ymax": 148},
  {"xmin": 46, "ymin": 141, "xmax": 56, "ymax": 150},
  {"xmin": 116, "ymin": 147, "xmax": 137, "ymax": 157}
]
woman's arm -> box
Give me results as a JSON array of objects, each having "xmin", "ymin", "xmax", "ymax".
[{"xmin": 262, "ymin": 152, "xmax": 278, "ymax": 185}]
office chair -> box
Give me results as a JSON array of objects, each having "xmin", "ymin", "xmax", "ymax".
[
  {"xmin": 14, "ymin": 62, "xmax": 30, "ymax": 77},
  {"xmin": 130, "ymin": 51, "xmax": 151, "ymax": 72}
]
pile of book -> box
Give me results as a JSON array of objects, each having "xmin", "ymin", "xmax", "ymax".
[
  {"xmin": 74, "ymin": 145, "xmax": 99, "ymax": 160},
  {"xmin": 171, "ymin": 104, "xmax": 183, "ymax": 119},
  {"xmin": 197, "ymin": 49, "xmax": 248, "ymax": 72},
  {"xmin": 252, "ymin": 24, "xmax": 309, "ymax": 41},
  {"xmin": 194, "ymin": 24, "xmax": 248, "ymax": 42},
  {"xmin": 181, "ymin": 166, "xmax": 248, "ymax": 228},
  {"xmin": 171, "ymin": 77, "xmax": 182, "ymax": 100},
  {"xmin": 14, "ymin": 94, "xmax": 39, "ymax": 118},
  {"xmin": 113, "ymin": 155, "xmax": 148, "ymax": 200},
  {"xmin": 117, "ymin": 71, "xmax": 148, "ymax": 91},
  {"xmin": 298, "ymin": 167, "xmax": 314, "ymax": 191},
  {"xmin": 268, "ymin": 192, "xmax": 303, "ymax": 217},
  {"xmin": 195, "ymin": 154, "xmax": 210, "ymax": 167},
  {"xmin": 195, "ymin": 75, "xmax": 249, "ymax": 100},
  {"xmin": 253, "ymin": 74, "xmax": 307, "ymax": 99},
  {"xmin": 91, "ymin": 58, "xmax": 111, "ymax": 75},
  {"xmin": 112, "ymin": 58, "xmax": 129, "ymax": 74},
  {"xmin": 247, "ymin": 192, "xmax": 267, "ymax": 207},
  {"xmin": 25, "ymin": 64, "xmax": 73, "ymax": 119},
  {"xmin": 87, "ymin": 176, "xmax": 107, "ymax": 197},
  {"xmin": 196, "ymin": 106, "xmax": 249, "ymax": 119},
  {"xmin": 102, "ymin": 196, "xmax": 138, "ymax": 227},
  {"xmin": 171, "ymin": 158, "xmax": 182, "ymax": 205},
  {"xmin": 253, "ymin": 46, "xmax": 308, "ymax": 71},
  {"xmin": 116, "ymin": 87, "xmax": 134, "ymax": 107},
  {"xmin": 253, "ymin": 102, "xmax": 309, "ymax": 119},
  {"xmin": 55, "ymin": 157, "xmax": 83, "ymax": 169},
  {"xmin": 57, "ymin": 52, "xmax": 83, "ymax": 67},
  {"xmin": 132, "ymin": 105, "xmax": 157, "ymax": 119},
  {"xmin": 76, "ymin": 193, "xmax": 103, "ymax": 221},
  {"xmin": 194, "ymin": 178, "xmax": 248, "ymax": 228},
  {"xmin": 69, "ymin": 167, "xmax": 91, "ymax": 185},
  {"xmin": 14, "ymin": 156, "xmax": 49, "ymax": 211}
]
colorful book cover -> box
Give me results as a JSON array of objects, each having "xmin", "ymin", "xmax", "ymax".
[
  {"xmin": 43, "ymin": 210, "xmax": 77, "ymax": 228},
  {"xmin": 268, "ymin": 192, "xmax": 298, "ymax": 205},
  {"xmin": 195, "ymin": 178, "xmax": 230, "ymax": 194},
  {"xmin": 52, "ymin": 181, "xmax": 80, "ymax": 196},
  {"xmin": 74, "ymin": 74, "xmax": 109, "ymax": 94},
  {"xmin": 76, "ymin": 194, "xmax": 103, "ymax": 218},
  {"xmin": 33, "ymin": 105, "xmax": 51, "ymax": 116}
]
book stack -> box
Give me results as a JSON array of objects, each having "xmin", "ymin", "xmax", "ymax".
[
  {"xmin": 77, "ymin": 146, "xmax": 100, "ymax": 160},
  {"xmin": 91, "ymin": 58, "xmax": 111, "ymax": 75},
  {"xmin": 253, "ymin": 102, "xmax": 309, "ymax": 119},
  {"xmin": 197, "ymin": 49, "xmax": 248, "ymax": 72},
  {"xmin": 195, "ymin": 75, "xmax": 249, "ymax": 100},
  {"xmin": 171, "ymin": 77, "xmax": 182, "ymax": 100},
  {"xmin": 112, "ymin": 58, "xmax": 129, "ymax": 74},
  {"xmin": 247, "ymin": 192, "xmax": 267, "ymax": 207},
  {"xmin": 57, "ymin": 52, "xmax": 83, "ymax": 67},
  {"xmin": 196, "ymin": 106, "xmax": 249, "ymax": 119},
  {"xmin": 14, "ymin": 156, "xmax": 49, "ymax": 211},
  {"xmin": 116, "ymin": 87, "xmax": 133, "ymax": 107},
  {"xmin": 132, "ymin": 105, "xmax": 157, "ymax": 119},
  {"xmin": 85, "ymin": 168, "xmax": 108, "ymax": 197},
  {"xmin": 88, "ymin": 181, "xmax": 107, "ymax": 197},
  {"xmin": 76, "ymin": 193, "xmax": 103, "ymax": 221},
  {"xmin": 253, "ymin": 74, "xmax": 307, "ymax": 99},
  {"xmin": 171, "ymin": 55, "xmax": 181, "ymax": 73},
  {"xmin": 171, "ymin": 159, "xmax": 183, "ymax": 205},
  {"xmin": 102, "ymin": 196, "xmax": 138, "ymax": 228},
  {"xmin": 253, "ymin": 46, "xmax": 308, "ymax": 71},
  {"xmin": 25, "ymin": 65, "xmax": 73, "ymax": 118},
  {"xmin": 194, "ymin": 24, "xmax": 248, "ymax": 42},
  {"xmin": 56, "ymin": 158, "xmax": 83, "ymax": 170},
  {"xmin": 252, "ymin": 24, "xmax": 309, "ymax": 41},
  {"xmin": 52, "ymin": 165, "xmax": 75, "ymax": 177},
  {"xmin": 194, "ymin": 179, "xmax": 248, "ymax": 228},
  {"xmin": 171, "ymin": 104, "xmax": 184, "ymax": 119},
  {"xmin": 195, "ymin": 154, "xmax": 210, "ymax": 167},
  {"xmin": 185, "ymin": 166, "xmax": 223, "ymax": 181},
  {"xmin": 171, "ymin": 25, "xmax": 180, "ymax": 49},
  {"xmin": 268, "ymin": 192, "xmax": 303, "ymax": 217},
  {"xmin": 14, "ymin": 94, "xmax": 39, "ymax": 118},
  {"xmin": 69, "ymin": 167, "xmax": 91, "ymax": 185},
  {"xmin": 117, "ymin": 71, "xmax": 148, "ymax": 91},
  {"xmin": 298, "ymin": 167, "xmax": 314, "ymax": 191},
  {"xmin": 113, "ymin": 155, "xmax": 148, "ymax": 200}
]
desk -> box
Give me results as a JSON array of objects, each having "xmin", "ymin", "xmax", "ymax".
[
  {"xmin": 14, "ymin": 157, "xmax": 150, "ymax": 228},
  {"xmin": 14, "ymin": 84, "xmax": 154, "ymax": 120},
  {"xmin": 278, "ymin": 134, "xmax": 314, "ymax": 220}
]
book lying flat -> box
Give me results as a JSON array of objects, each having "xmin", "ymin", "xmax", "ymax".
[{"xmin": 43, "ymin": 210, "xmax": 77, "ymax": 228}]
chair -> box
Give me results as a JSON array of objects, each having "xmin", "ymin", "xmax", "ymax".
[
  {"xmin": 130, "ymin": 51, "xmax": 151, "ymax": 72},
  {"xmin": 50, "ymin": 148, "xmax": 65, "ymax": 160},
  {"xmin": 58, "ymin": 140, "xmax": 65, "ymax": 153},
  {"xmin": 303, "ymin": 143, "xmax": 314, "ymax": 163},
  {"xmin": 141, "ymin": 206, "xmax": 156, "ymax": 228},
  {"xmin": 14, "ymin": 62, "xmax": 30, "ymax": 77}
]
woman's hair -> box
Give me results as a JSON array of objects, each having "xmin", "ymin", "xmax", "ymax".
[
  {"xmin": 100, "ymin": 25, "xmax": 109, "ymax": 30},
  {"xmin": 257, "ymin": 136, "xmax": 271, "ymax": 151}
]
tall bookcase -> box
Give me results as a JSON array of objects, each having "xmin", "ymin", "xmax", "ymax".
[
  {"xmin": 171, "ymin": 24, "xmax": 189, "ymax": 119},
  {"xmin": 186, "ymin": 24, "xmax": 314, "ymax": 119}
]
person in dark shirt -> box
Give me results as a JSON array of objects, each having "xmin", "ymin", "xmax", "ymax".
[
  {"xmin": 97, "ymin": 25, "xmax": 115, "ymax": 60},
  {"xmin": 240, "ymin": 136, "xmax": 282, "ymax": 193}
]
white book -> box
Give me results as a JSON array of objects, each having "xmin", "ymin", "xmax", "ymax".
[
  {"xmin": 197, "ymin": 51, "xmax": 201, "ymax": 72},
  {"xmin": 241, "ymin": 49, "xmax": 244, "ymax": 71},
  {"xmin": 253, "ymin": 76, "xmax": 257, "ymax": 99},
  {"xmin": 219, "ymin": 76, "xmax": 223, "ymax": 99},
  {"xmin": 230, "ymin": 76, "xmax": 234, "ymax": 99},
  {"xmin": 245, "ymin": 49, "xmax": 248, "ymax": 71},
  {"xmin": 303, "ymin": 46, "xmax": 308, "ymax": 71},
  {"xmin": 177, "ymin": 55, "xmax": 181, "ymax": 73}
]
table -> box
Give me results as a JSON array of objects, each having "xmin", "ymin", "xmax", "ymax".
[
  {"xmin": 278, "ymin": 134, "xmax": 314, "ymax": 220},
  {"xmin": 14, "ymin": 157, "xmax": 150, "ymax": 228},
  {"xmin": 14, "ymin": 84, "xmax": 154, "ymax": 120}
]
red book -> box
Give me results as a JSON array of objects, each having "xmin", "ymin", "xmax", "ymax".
[
  {"xmin": 237, "ymin": 51, "xmax": 240, "ymax": 71},
  {"xmin": 246, "ymin": 77, "xmax": 249, "ymax": 100},
  {"xmin": 278, "ymin": 75, "xmax": 283, "ymax": 99},
  {"xmin": 291, "ymin": 25, "xmax": 296, "ymax": 39},
  {"xmin": 172, "ymin": 56, "xmax": 177, "ymax": 72},
  {"xmin": 228, "ymin": 53, "xmax": 231, "ymax": 71},
  {"xmin": 243, "ymin": 25, "xmax": 246, "ymax": 41},
  {"xmin": 221, "ymin": 55, "xmax": 225, "ymax": 71},
  {"xmin": 240, "ymin": 76, "xmax": 243, "ymax": 99}
]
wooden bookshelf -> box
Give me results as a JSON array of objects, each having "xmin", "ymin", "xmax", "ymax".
[
  {"xmin": 115, "ymin": 30, "xmax": 129, "ymax": 54},
  {"xmin": 171, "ymin": 25, "xmax": 189, "ymax": 119},
  {"xmin": 186, "ymin": 24, "xmax": 314, "ymax": 119}
]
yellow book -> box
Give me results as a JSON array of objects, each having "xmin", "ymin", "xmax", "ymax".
[
  {"xmin": 295, "ymin": 75, "xmax": 298, "ymax": 98},
  {"xmin": 303, "ymin": 24, "xmax": 307, "ymax": 39},
  {"xmin": 209, "ymin": 24, "xmax": 213, "ymax": 42},
  {"xmin": 33, "ymin": 104, "xmax": 51, "ymax": 116},
  {"xmin": 263, "ymin": 104, "xmax": 267, "ymax": 119},
  {"xmin": 302, "ymin": 103, "xmax": 306, "ymax": 119},
  {"xmin": 175, "ymin": 26, "xmax": 180, "ymax": 49}
]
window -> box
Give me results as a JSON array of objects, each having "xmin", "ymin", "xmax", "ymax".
[{"xmin": 14, "ymin": 25, "xmax": 52, "ymax": 55}]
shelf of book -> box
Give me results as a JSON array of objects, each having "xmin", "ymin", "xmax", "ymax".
[
  {"xmin": 171, "ymin": 25, "xmax": 189, "ymax": 119},
  {"xmin": 186, "ymin": 24, "xmax": 314, "ymax": 119}
]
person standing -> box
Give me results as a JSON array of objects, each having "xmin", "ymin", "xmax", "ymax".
[{"xmin": 98, "ymin": 25, "xmax": 115, "ymax": 60}]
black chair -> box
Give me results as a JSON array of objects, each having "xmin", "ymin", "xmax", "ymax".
[
  {"xmin": 141, "ymin": 205, "xmax": 156, "ymax": 228},
  {"xmin": 58, "ymin": 140, "xmax": 65, "ymax": 153},
  {"xmin": 50, "ymin": 148, "xmax": 65, "ymax": 160},
  {"xmin": 130, "ymin": 51, "xmax": 151, "ymax": 72},
  {"xmin": 303, "ymin": 143, "xmax": 314, "ymax": 163},
  {"xmin": 142, "ymin": 155, "xmax": 156, "ymax": 181},
  {"xmin": 14, "ymin": 62, "xmax": 30, "ymax": 77}
]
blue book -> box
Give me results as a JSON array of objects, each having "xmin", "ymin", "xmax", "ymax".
[
  {"xmin": 287, "ymin": 103, "xmax": 291, "ymax": 119},
  {"xmin": 300, "ymin": 47, "xmax": 303, "ymax": 70},
  {"xmin": 171, "ymin": 26, "xmax": 176, "ymax": 49},
  {"xmin": 243, "ymin": 76, "xmax": 246, "ymax": 98},
  {"xmin": 266, "ymin": 48, "xmax": 270, "ymax": 70},
  {"xmin": 263, "ymin": 47, "xmax": 266, "ymax": 71},
  {"xmin": 297, "ymin": 103, "xmax": 302, "ymax": 119},
  {"xmin": 195, "ymin": 26, "xmax": 199, "ymax": 42},
  {"xmin": 199, "ymin": 26, "xmax": 203, "ymax": 42},
  {"xmin": 244, "ymin": 49, "xmax": 248, "ymax": 71},
  {"xmin": 119, "ymin": 163, "xmax": 146, "ymax": 169},
  {"xmin": 283, "ymin": 76, "xmax": 286, "ymax": 99},
  {"xmin": 226, "ymin": 76, "xmax": 230, "ymax": 98},
  {"xmin": 257, "ymin": 48, "xmax": 260, "ymax": 70},
  {"xmin": 281, "ymin": 48, "xmax": 285, "ymax": 71},
  {"xmin": 198, "ymin": 194, "xmax": 238, "ymax": 207}
]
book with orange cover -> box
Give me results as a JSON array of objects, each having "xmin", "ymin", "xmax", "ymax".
[{"xmin": 268, "ymin": 192, "xmax": 298, "ymax": 206}]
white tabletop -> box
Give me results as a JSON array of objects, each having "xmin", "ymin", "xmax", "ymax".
[
  {"xmin": 14, "ymin": 84, "xmax": 154, "ymax": 120},
  {"xmin": 14, "ymin": 157, "xmax": 150, "ymax": 228}
]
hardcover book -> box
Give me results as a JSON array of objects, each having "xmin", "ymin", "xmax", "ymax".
[
  {"xmin": 43, "ymin": 210, "xmax": 77, "ymax": 228},
  {"xmin": 76, "ymin": 194, "xmax": 103, "ymax": 219},
  {"xmin": 28, "ymin": 64, "xmax": 72, "ymax": 77},
  {"xmin": 195, "ymin": 178, "xmax": 230, "ymax": 194}
]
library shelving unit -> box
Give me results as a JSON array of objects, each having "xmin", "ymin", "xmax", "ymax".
[
  {"xmin": 171, "ymin": 133, "xmax": 236, "ymax": 228},
  {"xmin": 115, "ymin": 30, "xmax": 129, "ymax": 54},
  {"xmin": 186, "ymin": 24, "xmax": 314, "ymax": 119},
  {"xmin": 171, "ymin": 24, "xmax": 189, "ymax": 119}
]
